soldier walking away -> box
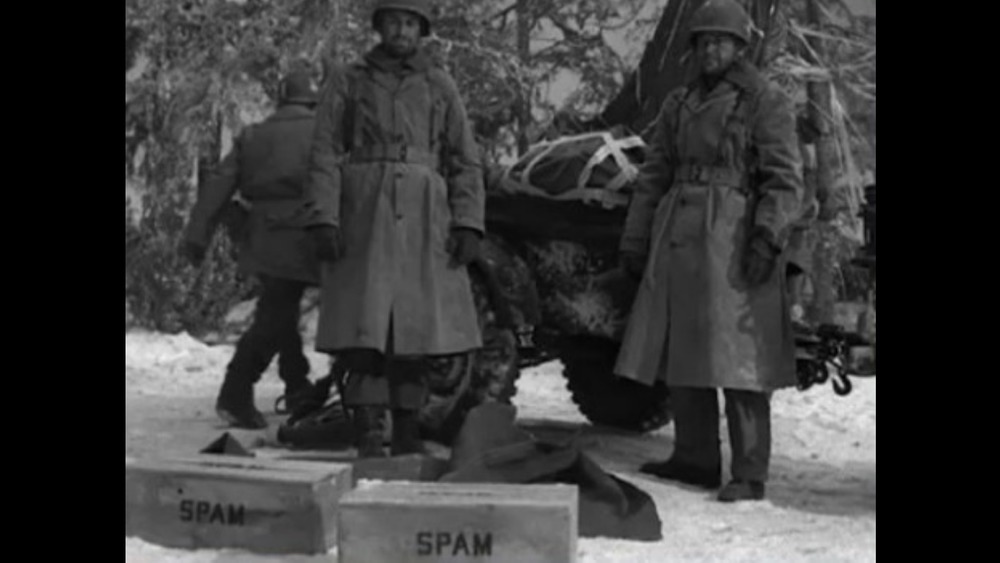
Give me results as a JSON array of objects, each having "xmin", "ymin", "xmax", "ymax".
[
  {"xmin": 304, "ymin": 0, "xmax": 486, "ymax": 457},
  {"xmin": 614, "ymin": 0, "xmax": 805, "ymax": 502},
  {"xmin": 182, "ymin": 71, "xmax": 323, "ymax": 429}
]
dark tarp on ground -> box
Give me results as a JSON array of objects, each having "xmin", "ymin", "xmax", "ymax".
[{"xmin": 440, "ymin": 403, "xmax": 663, "ymax": 542}]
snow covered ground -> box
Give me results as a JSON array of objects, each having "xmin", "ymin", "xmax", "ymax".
[{"xmin": 126, "ymin": 332, "xmax": 875, "ymax": 562}]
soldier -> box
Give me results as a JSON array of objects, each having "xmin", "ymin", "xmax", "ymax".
[
  {"xmin": 304, "ymin": 0, "xmax": 485, "ymax": 457},
  {"xmin": 615, "ymin": 0, "xmax": 804, "ymax": 502},
  {"xmin": 182, "ymin": 71, "xmax": 322, "ymax": 429}
]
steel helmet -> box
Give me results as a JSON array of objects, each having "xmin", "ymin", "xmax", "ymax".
[
  {"xmin": 278, "ymin": 71, "xmax": 319, "ymax": 105},
  {"xmin": 689, "ymin": 0, "xmax": 754, "ymax": 45},
  {"xmin": 371, "ymin": 0, "xmax": 432, "ymax": 37}
]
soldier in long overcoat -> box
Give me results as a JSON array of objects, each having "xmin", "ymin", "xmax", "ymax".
[
  {"xmin": 304, "ymin": 0, "xmax": 485, "ymax": 456},
  {"xmin": 614, "ymin": 0, "xmax": 805, "ymax": 502},
  {"xmin": 182, "ymin": 72, "xmax": 322, "ymax": 429}
]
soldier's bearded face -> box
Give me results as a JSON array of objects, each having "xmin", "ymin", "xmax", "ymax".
[
  {"xmin": 377, "ymin": 10, "xmax": 422, "ymax": 57},
  {"xmin": 694, "ymin": 32, "xmax": 743, "ymax": 77}
]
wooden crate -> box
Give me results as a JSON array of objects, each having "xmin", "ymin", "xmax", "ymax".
[
  {"xmin": 338, "ymin": 482, "xmax": 579, "ymax": 563},
  {"xmin": 125, "ymin": 455, "xmax": 353, "ymax": 555}
]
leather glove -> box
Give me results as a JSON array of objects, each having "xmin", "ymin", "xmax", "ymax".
[
  {"xmin": 447, "ymin": 228, "xmax": 482, "ymax": 268},
  {"xmin": 742, "ymin": 226, "xmax": 781, "ymax": 288},
  {"xmin": 181, "ymin": 240, "xmax": 207, "ymax": 267},
  {"xmin": 620, "ymin": 251, "xmax": 647, "ymax": 281},
  {"xmin": 310, "ymin": 225, "xmax": 346, "ymax": 263}
]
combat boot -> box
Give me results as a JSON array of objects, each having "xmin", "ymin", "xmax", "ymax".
[
  {"xmin": 717, "ymin": 480, "xmax": 766, "ymax": 502},
  {"xmin": 215, "ymin": 377, "xmax": 267, "ymax": 430},
  {"xmin": 276, "ymin": 378, "xmax": 317, "ymax": 415},
  {"xmin": 639, "ymin": 458, "xmax": 721, "ymax": 489},
  {"xmin": 351, "ymin": 406, "xmax": 388, "ymax": 458},
  {"xmin": 390, "ymin": 409, "xmax": 425, "ymax": 456}
]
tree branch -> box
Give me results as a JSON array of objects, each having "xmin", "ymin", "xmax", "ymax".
[{"xmin": 489, "ymin": 3, "xmax": 517, "ymax": 22}]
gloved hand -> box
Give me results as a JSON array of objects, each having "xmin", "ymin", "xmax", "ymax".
[
  {"xmin": 447, "ymin": 228, "xmax": 482, "ymax": 268},
  {"xmin": 742, "ymin": 226, "xmax": 781, "ymax": 288},
  {"xmin": 181, "ymin": 240, "xmax": 207, "ymax": 267},
  {"xmin": 310, "ymin": 225, "xmax": 346, "ymax": 263},
  {"xmin": 620, "ymin": 250, "xmax": 647, "ymax": 281}
]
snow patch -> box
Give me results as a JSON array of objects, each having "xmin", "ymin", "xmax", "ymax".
[{"xmin": 126, "ymin": 332, "xmax": 875, "ymax": 561}]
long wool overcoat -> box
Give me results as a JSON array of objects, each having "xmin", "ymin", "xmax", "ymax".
[
  {"xmin": 614, "ymin": 60, "xmax": 805, "ymax": 392},
  {"xmin": 305, "ymin": 46, "xmax": 485, "ymax": 356}
]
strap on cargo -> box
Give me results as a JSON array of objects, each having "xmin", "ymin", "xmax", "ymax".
[
  {"xmin": 502, "ymin": 131, "xmax": 644, "ymax": 209},
  {"xmin": 506, "ymin": 183, "xmax": 630, "ymax": 209},
  {"xmin": 577, "ymin": 133, "xmax": 645, "ymax": 193}
]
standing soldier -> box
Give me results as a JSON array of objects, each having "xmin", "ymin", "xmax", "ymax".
[
  {"xmin": 304, "ymin": 0, "xmax": 485, "ymax": 457},
  {"xmin": 182, "ymin": 71, "xmax": 322, "ymax": 429},
  {"xmin": 615, "ymin": 0, "xmax": 804, "ymax": 502}
]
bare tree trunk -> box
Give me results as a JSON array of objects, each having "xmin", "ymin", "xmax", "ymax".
[
  {"xmin": 516, "ymin": 0, "xmax": 531, "ymax": 155},
  {"xmin": 806, "ymin": 0, "xmax": 841, "ymax": 325},
  {"xmin": 197, "ymin": 108, "xmax": 225, "ymax": 201},
  {"xmin": 320, "ymin": 0, "xmax": 343, "ymax": 84}
]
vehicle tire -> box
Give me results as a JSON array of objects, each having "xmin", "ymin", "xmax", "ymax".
[
  {"xmin": 420, "ymin": 268, "xmax": 521, "ymax": 444},
  {"xmin": 560, "ymin": 336, "xmax": 671, "ymax": 433}
]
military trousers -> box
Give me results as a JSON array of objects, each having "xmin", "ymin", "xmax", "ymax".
[
  {"xmin": 338, "ymin": 353, "xmax": 430, "ymax": 411},
  {"xmin": 337, "ymin": 318, "xmax": 430, "ymax": 411},
  {"xmin": 670, "ymin": 387, "xmax": 772, "ymax": 482},
  {"xmin": 226, "ymin": 275, "xmax": 311, "ymax": 387}
]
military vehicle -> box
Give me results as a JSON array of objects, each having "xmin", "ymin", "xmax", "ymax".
[{"xmin": 277, "ymin": 0, "xmax": 876, "ymax": 447}]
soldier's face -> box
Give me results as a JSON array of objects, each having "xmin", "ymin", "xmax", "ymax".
[
  {"xmin": 694, "ymin": 32, "xmax": 744, "ymax": 77},
  {"xmin": 377, "ymin": 10, "xmax": 423, "ymax": 57}
]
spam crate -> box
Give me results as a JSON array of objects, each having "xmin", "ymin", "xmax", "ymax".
[
  {"xmin": 338, "ymin": 482, "xmax": 579, "ymax": 563},
  {"xmin": 125, "ymin": 454, "xmax": 353, "ymax": 555}
]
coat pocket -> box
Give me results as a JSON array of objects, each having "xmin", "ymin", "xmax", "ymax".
[{"xmin": 667, "ymin": 185, "xmax": 709, "ymax": 246}]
